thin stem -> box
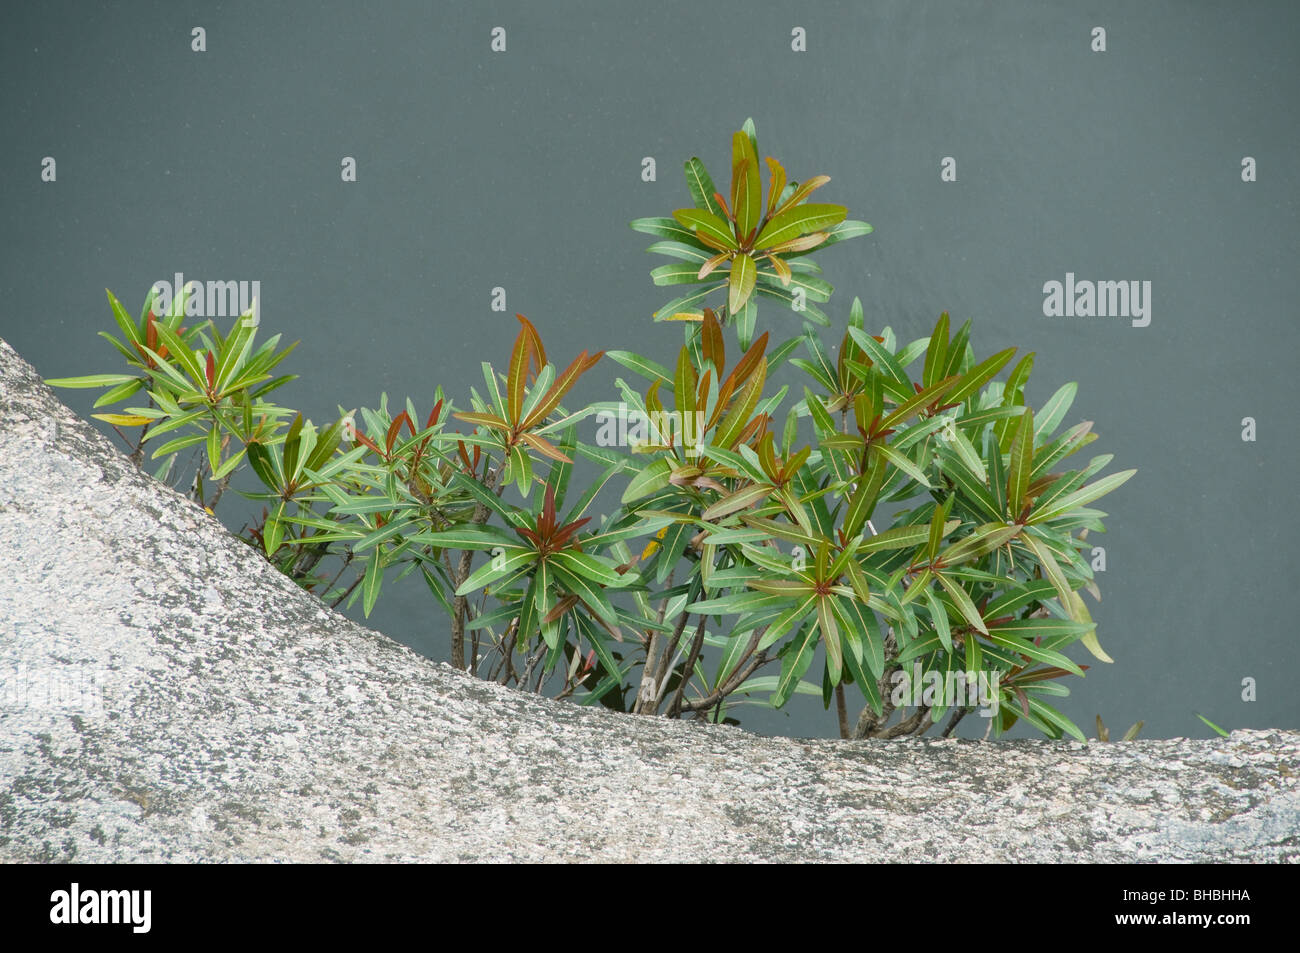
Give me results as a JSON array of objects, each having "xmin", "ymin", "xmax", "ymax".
[
  {"xmin": 941, "ymin": 707, "xmax": 970, "ymax": 738},
  {"xmin": 322, "ymin": 551, "xmax": 355, "ymax": 599},
  {"xmin": 654, "ymin": 609, "xmax": 692, "ymax": 695},
  {"xmin": 449, "ymin": 459, "xmax": 500, "ymax": 671},
  {"xmin": 667, "ymin": 615, "xmax": 708, "ymax": 717},
  {"xmin": 875, "ymin": 705, "xmax": 932, "ymax": 739},
  {"xmin": 518, "ymin": 631, "xmax": 547, "ymax": 691},
  {"xmin": 676, "ymin": 648, "xmax": 772, "ymax": 714},
  {"xmin": 206, "ymin": 472, "xmax": 234, "ymax": 510},
  {"xmin": 637, "ymin": 609, "xmax": 690, "ymax": 714},
  {"xmin": 330, "ymin": 574, "xmax": 363, "ymax": 609},
  {"xmin": 127, "ymin": 396, "xmax": 156, "ymax": 467}
]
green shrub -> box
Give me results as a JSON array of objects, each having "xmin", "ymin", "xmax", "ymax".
[{"xmin": 48, "ymin": 120, "xmax": 1134, "ymax": 741}]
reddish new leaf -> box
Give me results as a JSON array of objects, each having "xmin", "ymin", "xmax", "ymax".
[
  {"xmin": 506, "ymin": 320, "xmax": 533, "ymax": 426},
  {"xmin": 519, "ymin": 430, "xmax": 572, "ymax": 463},
  {"xmin": 720, "ymin": 331, "xmax": 769, "ymax": 398},
  {"xmin": 701, "ymin": 308, "xmax": 724, "ymax": 372},
  {"xmin": 521, "ymin": 349, "xmax": 604, "ymax": 430},
  {"xmin": 516, "ymin": 314, "xmax": 547, "ymax": 380}
]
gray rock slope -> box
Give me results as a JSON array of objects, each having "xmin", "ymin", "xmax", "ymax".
[{"xmin": 1, "ymin": 337, "xmax": 1296, "ymax": 863}]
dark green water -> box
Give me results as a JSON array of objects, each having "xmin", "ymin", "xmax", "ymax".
[{"xmin": 3, "ymin": 0, "xmax": 1297, "ymax": 739}]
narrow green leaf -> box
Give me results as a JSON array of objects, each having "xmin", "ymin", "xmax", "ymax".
[
  {"xmin": 923, "ymin": 586, "xmax": 952, "ymax": 651},
  {"xmin": 550, "ymin": 550, "xmax": 623, "ymax": 587},
  {"xmin": 728, "ymin": 253, "xmax": 757, "ymax": 314},
  {"xmin": 606, "ymin": 350, "xmax": 671, "ymax": 385},
  {"xmin": 652, "ymin": 262, "xmax": 711, "ymax": 286},
  {"xmin": 700, "ymin": 481, "xmax": 773, "ymax": 521},
  {"xmin": 754, "ymin": 285, "xmax": 829, "ymax": 325},
  {"xmin": 362, "ymin": 547, "xmax": 384, "ymax": 617},
  {"xmin": 983, "ymin": 580, "xmax": 1057, "ymax": 620},
  {"xmin": 44, "ymin": 373, "xmax": 140, "ymax": 389},
  {"xmin": 936, "ymin": 446, "xmax": 1000, "ymax": 521},
  {"xmin": 621, "ymin": 457, "xmax": 672, "ymax": 502},
  {"xmin": 106, "ymin": 289, "xmax": 139, "ymax": 343},
  {"xmin": 936, "ymin": 572, "xmax": 987, "ymax": 635},
  {"xmin": 817, "ymin": 597, "xmax": 843, "ymax": 683},
  {"xmin": 684, "ymin": 157, "xmax": 723, "ymax": 217},
  {"xmin": 875, "ymin": 442, "xmax": 931, "ymax": 488},
  {"xmin": 1027, "ymin": 469, "xmax": 1137, "ymax": 525},
  {"xmin": 454, "ymin": 547, "xmax": 537, "ymax": 596},
  {"xmin": 549, "ymin": 561, "xmax": 619, "ymax": 626},
  {"xmin": 1007, "ymin": 407, "xmax": 1034, "ymax": 515},
  {"xmin": 414, "ymin": 527, "xmax": 522, "ymax": 551},
  {"xmin": 783, "ymin": 219, "xmax": 872, "ymax": 255},
  {"xmin": 936, "ymin": 522, "xmax": 1022, "ymax": 568},
  {"xmin": 732, "ymin": 131, "xmax": 761, "ymax": 239},
  {"xmin": 846, "ymin": 327, "xmax": 909, "ymax": 388},
  {"xmin": 922, "ymin": 312, "xmax": 949, "ymax": 389},
  {"xmin": 690, "ymin": 590, "xmax": 791, "ymax": 616},
  {"xmin": 942, "ymin": 347, "xmax": 1017, "ymax": 410},
  {"xmin": 986, "ymin": 631, "xmax": 1085, "ymax": 677},
  {"xmin": 631, "ymin": 216, "xmax": 711, "ymax": 247},
  {"xmin": 754, "ymin": 204, "xmax": 848, "ymax": 251},
  {"xmin": 857, "ymin": 523, "xmax": 929, "ymax": 554},
  {"xmin": 644, "ymin": 240, "xmax": 715, "ymax": 263},
  {"xmin": 1195, "ymin": 713, "xmax": 1230, "ymax": 737},
  {"xmin": 773, "ymin": 623, "xmax": 819, "ymax": 707},
  {"xmin": 1034, "ymin": 382, "xmax": 1077, "ymax": 441},
  {"xmin": 673, "ymin": 208, "xmax": 737, "ymax": 249}
]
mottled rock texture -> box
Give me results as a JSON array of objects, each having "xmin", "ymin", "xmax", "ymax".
[{"xmin": 1, "ymin": 337, "xmax": 1296, "ymax": 862}]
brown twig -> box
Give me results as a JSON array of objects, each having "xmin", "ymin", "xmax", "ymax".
[
  {"xmin": 667, "ymin": 615, "xmax": 708, "ymax": 717},
  {"xmin": 330, "ymin": 574, "xmax": 363, "ymax": 609},
  {"xmin": 676, "ymin": 648, "xmax": 772, "ymax": 714},
  {"xmin": 941, "ymin": 707, "xmax": 970, "ymax": 738},
  {"xmin": 637, "ymin": 609, "xmax": 690, "ymax": 714}
]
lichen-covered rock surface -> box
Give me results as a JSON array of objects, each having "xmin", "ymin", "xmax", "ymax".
[{"xmin": 1, "ymin": 337, "xmax": 1296, "ymax": 863}]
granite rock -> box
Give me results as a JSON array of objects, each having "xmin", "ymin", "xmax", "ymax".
[{"xmin": 1, "ymin": 337, "xmax": 1297, "ymax": 863}]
